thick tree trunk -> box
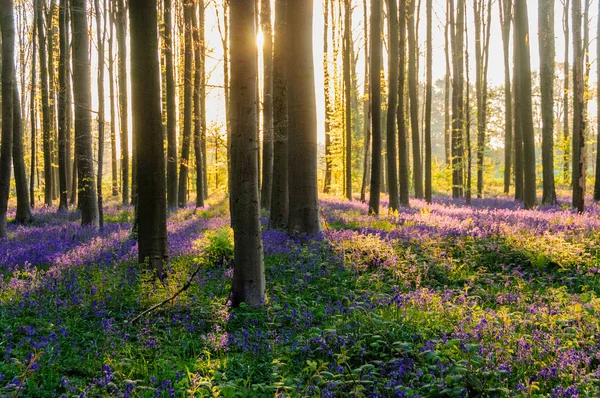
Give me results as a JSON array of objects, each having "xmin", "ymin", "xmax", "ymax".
[
  {"xmin": 344, "ymin": 0, "xmax": 353, "ymax": 201},
  {"xmin": 58, "ymin": 0, "xmax": 69, "ymax": 212},
  {"xmin": 398, "ymin": 0, "xmax": 410, "ymax": 207},
  {"xmin": 450, "ymin": 0, "xmax": 464, "ymax": 198},
  {"xmin": 178, "ymin": 1, "xmax": 194, "ymax": 208},
  {"xmin": 13, "ymin": 85, "xmax": 33, "ymax": 223},
  {"xmin": 360, "ymin": 0, "xmax": 370, "ymax": 203},
  {"xmin": 386, "ymin": 0, "xmax": 399, "ymax": 210},
  {"xmin": 287, "ymin": 0, "xmax": 320, "ymax": 233},
  {"xmin": 193, "ymin": 0, "xmax": 204, "ymax": 208},
  {"xmin": 424, "ymin": 0, "xmax": 432, "ymax": 203},
  {"xmin": 71, "ymin": 0, "xmax": 99, "ymax": 226},
  {"xmin": 260, "ymin": 0, "xmax": 273, "ymax": 209},
  {"xmin": 323, "ymin": 0, "xmax": 333, "ymax": 194},
  {"xmin": 164, "ymin": 0, "xmax": 177, "ymax": 209},
  {"xmin": 95, "ymin": 0, "xmax": 105, "ymax": 226},
  {"xmin": 116, "ymin": 0, "xmax": 129, "ymax": 205},
  {"xmin": 514, "ymin": 0, "xmax": 536, "ymax": 209},
  {"xmin": 513, "ymin": 24, "xmax": 524, "ymax": 202},
  {"xmin": 37, "ymin": 0, "xmax": 52, "ymax": 206},
  {"xmin": 407, "ymin": 0, "xmax": 423, "ymax": 198},
  {"xmin": 229, "ymin": 0, "xmax": 264, "ymax": 307},
  {"xmin": 0, "ymin": 0, "xmax": 15, "ymax": 238},
  {"xmin": 539, "ymin": 0, "xmax": 557, "ymax": 204},
  {"xmin": 368, "ymin": 0, "xmax": 382, "ymax": 215},
  {"xmin": 499, "ymin": 0, "xmax": 512, "ymax": 194},
  {"xmin": 130, "ymin": 0, "xmax": 168, "ymax": 276},
  {"xmin": 571, "ymin": 0, "xmax": 585, "ymax": 212}
]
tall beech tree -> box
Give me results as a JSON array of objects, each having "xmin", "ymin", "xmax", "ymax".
[
  {"xmin": 116, "ymin": 0, "xmax": 129, "ymax": 205},
  {"xmin": 571, "ymin": 0, "xmax": 585, "ymax": 212},
  {"xmin": 595, "ymin": 1, "xmax": 600, "ymax": 202},
  {"xmin": 269, "ymin": 0, "xmax": 288, "ymax": 229},
  {"xmin": 360, "ymin": 0, "xmax": 370, "ymax": 203},
  {"xmin": 323, "ymin": 0, "xmax": 333, "ymax": 194},
  {"xmin": 130, "ymin": 0, "xmax": 167, "ymax": 276},
  {"xmin": 260, "ymin": 0, "xmax": 273, "ymax": 209},
  {"xmin": 0, "ymin": 0, "xmax": 15, "ymax": 238},
  {"xmin": 424, "ymin": 0, "xmax": 432, "ymax": 203},
  {"xmin": 344, "ymin": 0, "xmax": 353, "ymax": 201},
  {"xmin": 562, "ymin": 0, "xmax": 570, "ymax": 181},
  {"xmin": 287, "ymin": 0, "xmax": 320, "ymax": 233},
  {"xmin": 368, "ymin": 0, "xmax": 382, "ymax": 215},
  {"xmin": 58, "ymin": 0, "xmax": 69, "ymax": 212},
  {"xmin": 13, "ymin": 81, "xmax": 33, "ymax": 223},
  {"xmin": 539, "ymin": 0, "xmax": 557, "ymax": 204},
  {"xmin": 178, "ymin": 1, "xmax": 194, "ymax": 208},
  {"xmin": 164, "ymin": 0, "xmax": 177, "ymax": 209},
  {"xmin": 398, "ymin": 0, "xmax": 410, "ymax": 207},
  {"xmin": 95, "ymin": 0, "xmax": 106, "ymax": 225},
  {"xmin": 37, "ymin": 0, "xmax": 52, "ymax": 206},
  {"xmin": 513, "ymin": 22, "xmax": 524, "ymax": 201},
  {"xmin": 30, "ymin": 5, "xmax": 37, "ymax": 207},
  {"xmin": 71, "ymin": 0, "xmax": 99, "ymax": 226},
  {"xmin": 499, "ymin": 0, "xmax": 512, "ymax": 194},
  {"xmin": 443, "ymin": 0, "xmax": 451, "ymax": 166},
  {"xmin": 229, "ymin": 0, "xmax": 265, "ymax": 306},
  {"xmin": 192, "ymin": 0, "xmax": 205, "ymax": 208},
  {"xmin": 387, "ymin": 0, "xmax": 399, "ymax": 211},
  {"xmin": 108, "ymin": 0, "xmax": 118, "ymax": 197},
  {"xmin": 407, "ymin": 0, "xmax": 423, "ymax": 198},
  {"xmin": 450, "ymin": 0, "xmax": 464, "ymax": 198}
]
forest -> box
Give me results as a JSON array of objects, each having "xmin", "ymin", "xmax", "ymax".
[{"xmin": 0, "ymin": 0, "xmax": 600, "ymax": 396}]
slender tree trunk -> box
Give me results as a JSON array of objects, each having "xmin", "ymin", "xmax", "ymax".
[
  {"xmin": 164, "ymin": 0, "xmax": 177, "ymax": 208},
  {"xmin": 13, "ymin": 84, "xmax": 33, "ymax": 223},
  {"xmin": 220, "ymin": 1, "xmax": 229, "ymax": 200},
  {"xmin": 57, "ymin": 0, "xmax": 68, "ymax": 212},
  {"xmin": 95, "ymin": 0, "xmax": 105, "ymax": 226},
  {"xmin": 71, "ymin": 0, "xmax": 99, "ymax": 226},
  {"xmin": 465, "ymin": 19, "xmax": 472, "ymax": 204},
  {"xmin": 229, "ymin": 0, "xmax": 264, "ymax": 307},
  {"xmin": 563, "ymin": 0, "xmax": 570, "ymax": 182},
  {"xmin": 594, "ymin": 0, "xmax": 600, "ymax": 201},
  {"xmin": 0, "ymin": 0, "xmax": 15, "ymax": 238},
  {"xmin": 513, "ymin": 22, "xmax": 524, "ymax": 201},
  {"xmin": 539, "ymin": 0, "xmax": 557, "ymax": 204},
  {"xmin": 269, "ymin": 0, "xmax": 288, "ymax": 229},
  {"xmin": 499, "ymin": 0, "xmax": 512, "ymax": 194},
  {"xmin": 47, "ymin": 1, "xmax": 58, "ymax": 202},
  {"xmin": 178, "ymin": 1, "xmax": 193, "ymax": 208},
  {"xmin": 65, "ymin": 8, "xmax": 72, "ymax": 203},
  {"xmin": 407, "ymin": 0, "xmax": 423, "ymax": 198},
  {"xmin": 386, "ymin": 0, "xmax": 399, "ymax": 210},
  {"xmin": 37, "ymin": 0, "xmax": 52, "ymax": 206},
  {"xmin": 450, "ymin": 0, "xmax": 464, "ymax": 198},
  {"xmin": 116, "ymin": 0, "xmax": 129, "ymax": 205},
  {"xmin": 368, "ymin": 0, "xmax": 382, "ymax": 215},
  {"xmin": 514, "ymin": 0, "xmax": 536, "ymax": 209},
  {"xmin": 108, "ymin": 0, "xmax": 118, "ymax": 197},
  {"xmin": 344, "ymin": 0, "xmax": 353, "ymax": 201},
  {"xmin": 323, "ymin": 0, "xmax": 333, "ymax": 194},
  {"xmin": 398, "ymin": 0, "xmax": 410, "ymax": 206},
  {"xmin": 30, "ymin": 6, "xmax": 37, "ymax": 208},
  {"xmin": 424, "ymin": 0, "xmax": 432, "ymax": 203},
  {"xmin": 444, "ymin": 1, "xmax": 451, "ymax": 167},
  {"xmin": 260, "ymin": 0, "xmax": 273, "ymax": 209},
  {"xmin": 360, "ymin": 0, "xmax": 370, "ymax": 203},
  {"xmin": 287, "ymin": 0, "xmax": 320, "ymax": 233},
  {"xmin": 571, "ymin": 0, "xmax": 585, "ymax": 212},
  {"xmin": 193, "ymin": 0, "xmax": 204, "ymax": 208},
  {"xmin": 130, "ymin": 0, "xmax": 167, "ymax": 276}
]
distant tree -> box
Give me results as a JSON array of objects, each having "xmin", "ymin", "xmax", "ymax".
[
  {"xmin": 498, "ymin": 0, "xmax": 512, "ymax": 194},
  {"xmin": 0, "ymin": 0, "xmax": 15, "ymax": 238},
  {"xmin": 450, "ymin": 0, "xmax": 464, "ymax": 199},
  {"xmin": 386, "ymin": 0, "xmax": 399, "ymax": 210},
  {"xmin": 287, "ymin": 0, "xmax": 320, "ymax": 233},
  {"xmin": 595, "ymin": 0, "xmax": 600, "ymax": 201},
  {"xmin": 368, "ymin": 0, "xmax": 382, "ymax": 215},
  {"xmin": 13, "ymin": 78, "xmax": 33, "ymax": 223},
  {"xmin": 443, "ymin": 0, "xmax": 451, "ymax": 167},
  {"xmin": 164, "ymin": 0, "xmax": 177, "ymax": 209},
  {"xmin": 58, "ymin": 0, "xmax": 69, "ymax": 212},
  {"xmin": 398, "ymin": 0, "xmax": 410, "ymax": 207},
  {"xmin": 571, "ymin": 0, "xmax": 585, "ymax": 212},
  {"xmin": 130, "ymin": 0, "xmax": 168, "ymax": 276},
  {"xmin": 344, "ymin": 0, "xmax": 353, "ymax": 201},
  {"xmin": 36, "ymin": 0, "xmax": 52, "ymax": 206},
  {"xmin": 269, "ymin": 0, "xmax": 288, "ymax": 229},
  {"xmin": 465, "ymin": 19, "xmax": 472, "ymax": 204},
  {"xmin": 360, "ymin": 0, "xmax": 370, "ymax": 203},
  {"xmin": 71, "ymin": 0, "xmax": 99, "ymax": 225},
  {"xmin": 260, "ymin": 0, "xmax": 273, "ymax": 209},
  {"xmin": 513, "ymin": 21, "xmax": 524, "ymax": 201},
  {"xmin": 229, "ymin": 0, "xmax": 264, "ymax": 306},
  {"xmin": 192, "ymin": 0, "xmax": 204, "ymax": 208},
  {"xmin": 424, "ymin": 0, "xmax": 432, "ymax": 203},
  {"xmin": 562, "ymin": 0, "xmax": 570, "ymax": 181},
  {"xmin": 95, "ymin": 0, "xmax": 106, "ymax": 225},
  {"xmin": 539, "ymin": 0, "xmax": 557, "ymax": 204},
  {"xmin": 30, "ymin": 5, "xmax": 37, "ymax": 208},
  {"xmin": 323, "ymin": 0, "xmax": 333, "ymax": 194},
  {"xmin": 108, "ymin": 0, "xmax": 118, "ymax": 197},
  {"xmin": 407, "ymin": 0, "xmax": 423, "ymax": 198},
  {"xmin": 116, "ymin": 0, "xmax": 129, "ymax": 205}
]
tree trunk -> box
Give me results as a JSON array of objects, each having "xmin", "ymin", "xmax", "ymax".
[
  {"xmin": 95, "ymin": 0, "xmax": 106, "ymax": 226},
  {"xmin": 499, "ymin": 0, "xmax": 512, "ymax": 194},
  {"xmin": 47, "ymin": 1, "xmax": 58, "ymax": 202},
  {"xmin": 450, "ymin": 0, "xmax": 464, "ymax": 198},
  {"xmin": 386, "ymin": 0, "xmax": 399, "ymax": 210},
  {"xmin": 344, "ymin": 0, "xmax": 353, "ymax": 201},
  {"xmin": 13, "ymin": 83, "xmax": 33, "ymax": 223},
  {"xmin": 443, "ymin": 0, "xmax": 451, "ymax": 168},
  {"xmin": 513, "ymin": 22, "xmax": 524, "ymax": 201},
  {"xmin": 130, "ymin": 0, "xmax": 168, "ymax": 276},
  {"xmin": 407, "ymin": 0, "xmax": 423, "ymax": 198},
  {"xmin": 229, "ymin": 0, "xmax": 265, "ymax": 307},
  {"xmin": 37, "ymin": 0, "xmax": 52, "ymax": 206},
  {"xmin": 398, "ymin": 0, "xmax": 410, "ymax": 206},
  {"xmin": 116, "ymin": 0, "xmax": 129, "ymax": 205},
  {"xmin": 360, "ymin": 0, "xmax": 370, "ymax": 203},
  {"xmin": 71, "ymin": 0, "xmax": 99, "ymax": 226},
  {"xmin": 368, "ymin": 0, "xmax": 382, "ymax": 215},
  {"xmin": 563, "ymin": 0, "xmax": 570, "ymax": 183},
  {"xmin": 220, "ymin": 1, "xmax": 229, "ymax": 200},
  {"xmin": 108, "ymin": 0, "xmax": 118, "ymax": 197},
  {"xmin": 193, "ymin": 0, "xmax": 204, "ymax": 208},
  {"xmin": 178, "ymin": 1, "xmax": 194, "ymax": 208},
  {"xmin": 260, "ymin": 0, "xmax": 273, "ymax": 209},
  {"xmin": 594, "ymin": 0, "xmax": 600, "ymax": 201},
  {"xmin": 539, "ymin": 0, "xmax": 557, "ymax": 204},
  {"xmin": 514, "ymin": 0, "xmax": 536, "ymax": 209},
  {"xmin": 424, "ymin": 0, "xmax": 432, "ymax": 203},
  {"xmin": 269, "ymin": 0, "xmax": 288, "ymax": 228},
  {"xmin": 571, "ymin": 0, "xmax": 585, "ymax": 212},
  {"xmin": 57, "ymin": 0, "xmax": 69, "ymax": 212},
  {"xmin": 323, "ymin": 0, "xmax": 333, "ymax": 194},
  {"xmin": 287, "ymin": 0, "xmax": 320, "ymax": 233},
  {"xmin": 30, "ymin": 6, "xmax": 37, "ymax": 208},
  {"xmin": 164, "ymin": 0, "xmax": 177, "ymax": 209},
  {"xmin": 0, "ymin": 0, "xmax": 15, "ymax": 238},
  {"xmin": 465, "ymin": 20, "xmax": 472, "ymax": 205}
]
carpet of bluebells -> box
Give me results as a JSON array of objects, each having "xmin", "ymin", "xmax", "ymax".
[{"xmin": 2, "ymin": 194, "xmax": 600, "ymax": 397}]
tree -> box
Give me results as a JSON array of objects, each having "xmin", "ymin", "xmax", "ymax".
[
  {"xmin": 595, "ymin": 0, "xmax": 600, "ymax": 201},
  {"xmin": 513, "ymin": 18, "xmax": 524, "ymax": 201},
  {"xmin": 571, "ymin": 0, "xmax": 585, "ymax": 212},
  {"xmin": 360, "ymin": 0, "xmax": 370, "ymax": 203},
  {"xmin": 36, "ymin": 0, "xmax": 52, "ymax": 206},
  {"xmin": 108, "ymin": 0, "xmax": 118, "ymax": 197},
  {"xmin": 539, "ymin": 0, "xmax": 557, "ymax": 204},
  {"xmin": 13, "ymin": 77, "xmax": 33, "ymax": 223},
  {"xmin": 30, "ymin": 5, "xmax": 37, "ymax": 208},
  {"xmin": 443, "ymin": 0, "xmax": 451, "ymax": 166},
  {"xmin": 95, "ymin": 0, "xmax": 106, "ymax": 225},
  {"xmin": 130, "ymin": 0, "xmax": 168, "ymax": 276},
  {"xmin": 58, "ymin": 0, "xmax": 69, "ymax": 212},
  {"xmin": 514, "ymin": 0, "xmax": 536, "ymax": 209},
  {"xmin": 498, "ymin": 0, "xmax": 512, "ymax": 194},
  {"xmin": 229, "ymin": 0, "xmax": 264, "ymax": 306},
  {"xmin": 116, "ymin": 0, "xmax": 129, "ymax": 205},
  {"xmin": 323, "ymin": 0, "xmax": 333, "ymax": 194},
  {"xmin": 450, "ymin": 0, "xmax": 464, "ymax": 198},
  {"xmin": 192, "ymin": 0, "xmax": 204, "ymax": 208},
  {"xmin": 287, "ymin": 0, "xmax": 320, "ymax": 233},
  {"xmin": 368, "ymin": 0, "xmax": 382, "ymax": 215},
  {"xmin": 424, "ymin": 0, "xmax": 432, "ymax": 203},
  {"xmin": 562, "ymin": 0, "xmax": 570, "ymax": 181},
  {"xmin": 343, "ymin": 0, "xmax": 353, "ymax": 201},
  {"xmin": 398, "ymin": 0, "xmax": 410, "ymax": 206},
  {"xmin": 0, "ymin": 0, "xmax": 15, "ymax": 238},
  {"xmin": 385, "ymin": 0, "xmax": 400, "ymax": 210},
  {"xmin": 407, "ymin": 0, "xmax": 423, "ymax": 198},
  {"xmin": 260, "ymin": 0, "xmax": 273, "ymax": 209},
  {"xmin": 164, "ymin": 0, "xmax": 177, "ymax": 209},
  {"xmin": 71, "ymin": 0, "xmax": 99, "ymax": 226},
  {"xmin": 269, "ymin": 0, "xmax": 288, "ymax": 229},
  {"xmin": 178, "ymin": 1, "xmax": 194, "ymax": 208}
]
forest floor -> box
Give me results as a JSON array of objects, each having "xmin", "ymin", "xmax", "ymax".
[{"xmin": 1, "ymin": 194, "xmax": 600, "ymax": 397}]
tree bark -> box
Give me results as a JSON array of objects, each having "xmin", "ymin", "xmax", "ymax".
[
  {"xmin": 539, "ymin": 0, "xmax": 557, "ymax": 204},
  {"xmin": 269, "ymin": 0, "xmax": 288, "ymax": 229},
  {"xmin": 58, "ymin": 0, "xmax": 69, "ymax": 212},
  {"xmin": 398, "ymin": 0, "xmax": 410, "ymax": 206},
  {"xmin": 30, "ymin": 6, "xmax": 37, "ymax": 208},
  {"xmin": 443, "ymin": 0, "xmax": 451, "ymax": 168},
  {"xmin": 192, "ymin": 0, "xmax": 204, "ymax": 208},
  {"xmin": 95, "ymin": 0, "xmax": 106, "ymax": 226},
  {"xmin": 571, "ymin": 0, "xmax": 585, "ymax": 212},
  {"xmin": 424, "ymin": 0, "xmax": 432, "ymax": 203},
  {"xmin": 130, "ymin": 0, "xmax": 168, "ymax": 276},
  {"xmin": 513, "ymin": 20, "xmax": 524, "ymax": 201},
  {"xmin": 13, "ymin": 83, "xmax": 33, "ymax": 223},
  {"xmin": 323, "ymin": 0, "xmax": 333, "ymax": 194},
  {"xmin": 360, "ymin": 0, "xmax": 371, "ymax": 203},
  {"xmin": 260, "ymin": 0, "xmax": 273, "ymax": 209},
  {"xmin": 37, "ymin": 0, "xmax": 52, "ymax": 206},
  {"xmin": 368, "ymin": 0, "xmax": 382, "ymax": 215},
  {"xmin": 499, "ymin": 0, "xmax": 512, "ymax": 194},
  {"xmin": 178, "ymin": 1, "xmax": 194, "ymax": 208},
  {"xmin": 594, "ymin": 0, "xmax": 600, "ymax": 201},
  {"xmin": 386, "ymin": 0, "xmax": 399, "ymax": 210},
  {"xmin": 287, "ymin": 0, "xmax": 320, "ymax": 233},
  {"xmin": 562, "ymin": 0, "xmax": 570, "ymax": 182},
  {"xmin": 229, "ymin": 0, "xmax": 265, "ymax": 307},
  {"xmin": 344, "ymin": 0, "xmax": 353, "ymax": 201},
  {"xmin": 450, "ymin": 0, "xmax": 464, "ymax": 198},
  {"xmin": 108, "ymin": 0, "xmax": 118, "ymax": 197},
  {"xmin": 407, "ymin": 0, "xmax": 423, "ymax": 198},
  {"xmin": 164, "ymin": 0, "xmax": 178, "ymax": 209},
  {"xmin": 116, "ymin": 0, "xmax": 129, "ymax": 205}
]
